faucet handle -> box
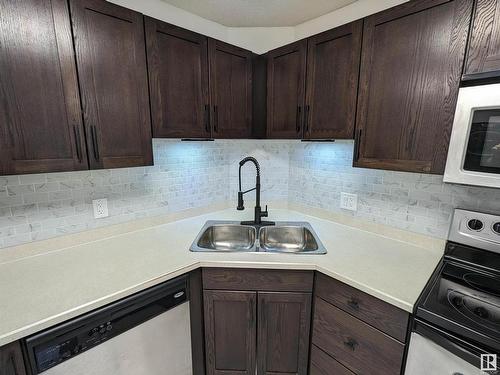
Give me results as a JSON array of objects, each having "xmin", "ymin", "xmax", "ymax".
[{"xmin": 262, "ymin": 205, "xmax": 268, "ymax": 217}]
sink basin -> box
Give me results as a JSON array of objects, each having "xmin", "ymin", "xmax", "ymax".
[
  {"xmin": 190, "ymin": 220, "xmax": 326, "ymax": 254},
  {"xmin": 191, "ymin": 221, "xmax": 257, "ymax": 252},
  {"xmin": 259, "ymin": 222, "xmax": 326, "ymax": 254}
]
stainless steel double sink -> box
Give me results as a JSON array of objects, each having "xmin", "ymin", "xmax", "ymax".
[{"xmin": 190, "ymin": 221, "xmax": 327, "ymax": 254}]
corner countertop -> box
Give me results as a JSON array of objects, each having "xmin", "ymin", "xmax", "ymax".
[{"xmin": 0, "ymin": 207, "xmax": 444, "ymax": 347}]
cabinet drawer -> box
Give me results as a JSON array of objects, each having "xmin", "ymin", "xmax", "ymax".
[
  {"xmin": 312, "ymin": 298, "xmax": 404, "ymax": 375},
  {"xmin": 310, "ymin": 345, "xmax": 354, "ymax": 375},
  {"xmin": 202, "ymin": 268, "xmax": 313, "ymax": 292},
  {"xmin": 315, "ymin": 272, "xmax": 409, "ymax": 342}
]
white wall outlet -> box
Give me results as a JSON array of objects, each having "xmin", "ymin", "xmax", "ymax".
[
  {"xmin": 340, "ymin": 192, "xmax": 358, "ymax": 211},
  {"xmin": 92, "ymin": 198, "xmax": 109, "ymax": 219}
]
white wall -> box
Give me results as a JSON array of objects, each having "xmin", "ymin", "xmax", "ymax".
[
  {"xmin": 108, "ymin": 0, "xmax": 410, "ymax": 53},
  {"xmin": 294, "ymin": 0, "xmax": 409, "ymax": 39},
  {"xmin": 108, "ymin": 0, "xmax": 228, "ymax": 41}
]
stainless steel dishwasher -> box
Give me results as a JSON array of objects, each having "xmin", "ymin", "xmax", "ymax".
[{"xmin": 24, "ymin": 276, "xmax": 192, "ymax": 375}]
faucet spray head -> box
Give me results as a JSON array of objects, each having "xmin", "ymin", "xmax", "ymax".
[{"xmin": 237, "ymin": 192, "xmax": 244, "ymax": 210}]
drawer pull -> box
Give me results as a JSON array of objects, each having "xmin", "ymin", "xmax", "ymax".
[
  {"xmin": 343, "ymin": 338, "xmax": 358, "ymax": 351},
  {"xmin": 347, "ymin": 298, "xmax": 360, "ymax": 310}
]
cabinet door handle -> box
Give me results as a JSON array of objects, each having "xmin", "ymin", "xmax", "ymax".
[
  {"xmin": 304, "ymin": 105, "xmax": 310, "ymax": 133},
  {"xmin": 213, "ymin": 105, "xmax": 219, "ymax": 133},
  {"xmin": 91, "ymin": 126, "xmax": 100, "ymax": 161},
  {"xmin": 204, "ymin": 104, "xmax": 211, "ymax": 133},
  {"xmin": 296, "ymin": 106, "xmax": 302, "ymax": 133},
  {"xmin": 343, "ymin": 338, "xmax": 358, "ymax": 351},
  {"xmin": 73, "ymin": 125, "xmax": 82, "ymax": 162},
  {"xmin": 354, "ymin": 129, "xmax": 362, "ymax": 162},
  {"xmin": 347, "ymin": 298, "xmax": 360, "ymax": 310}
]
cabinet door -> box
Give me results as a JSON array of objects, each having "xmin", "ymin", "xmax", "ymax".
[
  {"xmin": 70, "ymin": 0, "xmax": 153, "ymax": 169},
  {"xmin": 145, "ymin": 18, "xmax": 210, "ymax": 138},
  {"xmin": 209, "ymin": 39, "xmax": 253, "ymax": 139},
  {"xmin": 267, "ymin": 41, "xmax": 307, "ymax": 139},
  {"xmin": 304, "ymin": 21, "xmax": 362, "ymax": 140},
  {"xmin": 0, "ymin": 0, "xmax": 87, "ymax": 175},
  {"xmin": 257, "ymin": 292, "xmax": 311, "ymax": 375},
  {"xmin": 204, "ymin": 291, "xmax": 257, "ymax": 375},
  {"xmin": 355, "ymin": 0, "xmax": 472, "ymax": 174},
  {"xmin": 464, "ymin": 0, "xmax": 500, "ymax": 79},
  {"xmin": 0, "ymin": 341, "xmax": 27, "ymax": 375}
]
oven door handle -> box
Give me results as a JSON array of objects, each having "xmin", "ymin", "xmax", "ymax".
[{"xmin": 413, "ymin": 318, "xmax": 491, "ymax": 369}]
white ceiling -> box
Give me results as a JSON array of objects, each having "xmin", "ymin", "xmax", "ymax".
[{"xmin": 160, "ymin": 0, "xmax": 358, "ymax": 27}]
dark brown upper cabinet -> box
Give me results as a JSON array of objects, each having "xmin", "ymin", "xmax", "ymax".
[
  {"xmin": 145, "ymin": 18, "xmax": 211, "ymax": 138},
  {"xmin": 209, "ymin": 39, "xmax": 253, "ymax": 139},
  {"xmin": 304, "ymin": 20, "xmax": 363, "ymax": 140},
  {"xmin": 70, "ymin": 0, "xmax": 153, "ymax": 169},
  {"xmin": 354, "ymin": 0, "xmax": 472, "ymax": 174},
  {"xmin": 267, "ymin": 41, "xmax": 308, "ymax": 139},
  {"xmin": 463, "ymin": 0, "xmax": 500, "ymax": 80},
  {"xmin": 0, "ymin": 0, "xmax": 88, "ymax": 175}
]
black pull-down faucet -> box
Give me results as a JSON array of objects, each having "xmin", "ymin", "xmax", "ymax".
[{"xmin": 237, "ymin": 157, "xmax": 275, "ymax": 226}]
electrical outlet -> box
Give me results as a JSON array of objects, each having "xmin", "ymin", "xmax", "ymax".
[
  {"xmin": 340, "ymin": 192, "xmax": 358, "ymax": 211},
  {"xmin": 93, "ymin": 198, "xmax": 109, "ymax": 219}
]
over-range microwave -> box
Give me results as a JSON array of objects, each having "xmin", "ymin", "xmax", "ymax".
[{"xmin": 444, "ymin": 83, "xmax": 500, "ymax": 188}]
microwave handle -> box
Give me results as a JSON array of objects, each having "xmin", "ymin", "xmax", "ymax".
[{"xmin": 413, "ymin": 319, "xmax": 488, "ymax": 369}]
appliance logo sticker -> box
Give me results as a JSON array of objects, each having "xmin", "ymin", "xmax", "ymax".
[{"xmin": 481, "ymin": 354, "xmax": 497, "ymax": 371}]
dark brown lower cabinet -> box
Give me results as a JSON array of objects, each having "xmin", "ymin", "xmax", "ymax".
[
  {"xmin": 204, "ymin": 290, "xmax": 257, "ymax": 375},
  {"xmin": 202, "ymin": 269, "xmax": 313, "ymax": 375},
  {"xmin": 0, "ymin": 341, "xmax": 27, "ymax": 375},
  {"xmin": 311, "ymin": 273, "xmax": 410, "ymax": 375},
  {"xmin": 310, "ymin": 345, "xmax": 355, "ymax": 375},
  {"xmin": 257, "ymin": 292, "xmax": 311, "ymax": 375}
]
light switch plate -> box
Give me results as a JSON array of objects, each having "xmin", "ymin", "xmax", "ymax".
[
  {"xmin": 93, "ymin": 198, "xmax": 109, "ymax": 219},
  {"xmin": 340, "ymin": 192, "xmax": 358, "ymax": 211}
]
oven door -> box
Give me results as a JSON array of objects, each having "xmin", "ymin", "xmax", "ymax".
[
  {"xmin": 444, "ymin": 83, "xmax": 500, "ymax": 188},
  {"xmin": 405, "ymin": 320, "xmax": 497, "ymax": 375}
]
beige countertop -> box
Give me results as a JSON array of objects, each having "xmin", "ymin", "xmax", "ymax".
[{"xmin": 0, "ymin": 206, "xmax": 445, "ymax": 347}]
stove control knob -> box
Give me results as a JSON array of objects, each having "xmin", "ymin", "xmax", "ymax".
[
  {"xmin": 467, "ymin": 219, "xmax": 484, "ymax": 231},
  {"xmin": 493, "ymin": 222, "xmax": 500, "ymax": 234}
]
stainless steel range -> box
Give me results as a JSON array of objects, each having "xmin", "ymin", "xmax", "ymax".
[{"xmin": 405, "ymin": 209, "xmax": 500, "ymax": 375}]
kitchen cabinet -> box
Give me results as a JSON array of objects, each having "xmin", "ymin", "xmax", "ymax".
[
  {"xmin": 70, "ymin": 0, "xmax": 153, "ymax": 169},
  {"xmin": 0, "ymin": 341, "xmax": 27, "ymax": 375},
  {"xmin": 304, "ymin": 21, "xmax": 362, "ymax": 140},
  {"xmin": 0, "ymin": 0, "xmax": 87, "ymax": 175},
  {"xmin": 257, "ymin": 292, "xmax": 311, "ymax": 375},
  {"xmin": 266, "ymin": 21, "xmax": 362, "ymax": 140},
  {"xmin": 145, "ymin": 19, "xmax": 210, "ymax": 138},
  {"xmin": 311, "ymin": 273, "xmax": 410, "ymax": 375},
  {"xmin": 145, "ymin": 18, "xmax": 253, "ymax": 139},
  {"xmin": 464, "ymin": 0, "xmax": 500, "ymax": 80},
  {"xmin": 209, "ymin": 40, "xmax": 253, "ymax": 138},
  {"xmin": 267, "ymin": 41, "xmax": 307, "ymax": 139},
  {"xmin": 202, "ymin": 269, "xmax": 313, "ymax": 375},
  {"xmin": 354, "ymin": 0, "xmax": 472, "ymax": 174},
  {"xmin": 204, "ymin": 290, "xmax": 257, "ymax": 374}
]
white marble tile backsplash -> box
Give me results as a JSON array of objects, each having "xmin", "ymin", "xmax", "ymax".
[{"xmin": 0, "ymin": 139, "xmax": 498, "ymax": 248}]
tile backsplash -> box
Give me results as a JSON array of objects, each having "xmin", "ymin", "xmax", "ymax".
[
  {"xmin": 289, "ymin": 141, "xmax": 500, "ymax": 238},
  {"xmin": 1, "ymin": 139, "xmax": 499, "ymax": 248}
]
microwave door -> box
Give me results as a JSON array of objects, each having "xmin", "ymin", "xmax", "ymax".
[{"xmin": 444, "ymin": 83, "xmax": 500, "ymax": 188}]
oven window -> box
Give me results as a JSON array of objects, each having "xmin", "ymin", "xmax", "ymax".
[{"xmin": 463, "ymin": 109, "xmax": 500, "ymax": 173}]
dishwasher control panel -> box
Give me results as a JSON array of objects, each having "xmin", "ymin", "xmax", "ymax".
[{"xmin": 24, "ymin": 276, "xmax": 188, "ymax": 374}]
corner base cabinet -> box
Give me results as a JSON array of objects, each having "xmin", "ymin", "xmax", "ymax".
[{"xmin": 202, "ymin": 268, "xmax": 313, "ymax": 375}]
